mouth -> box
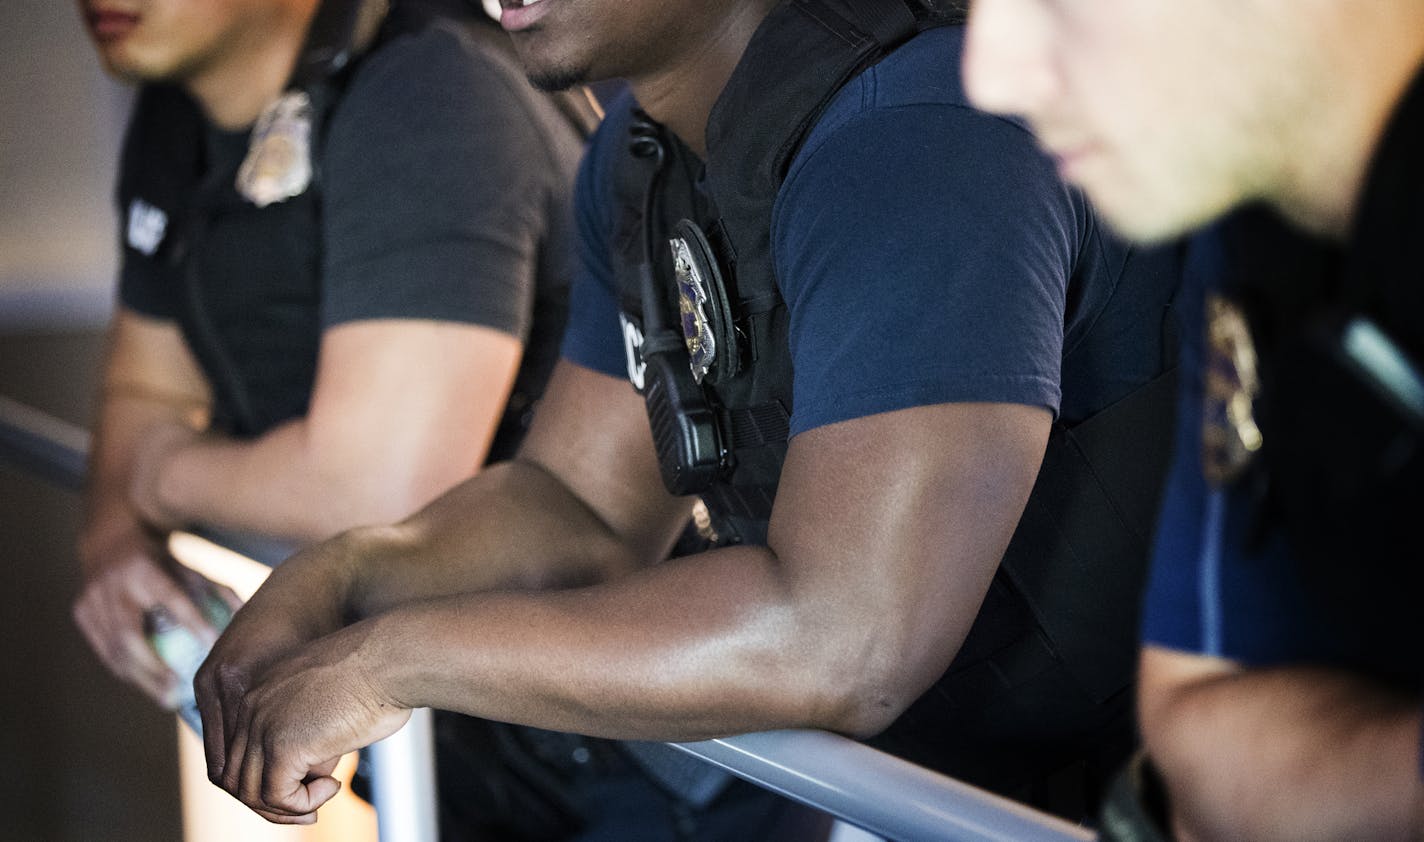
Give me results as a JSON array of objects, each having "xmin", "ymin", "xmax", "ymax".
[
  {"xmin": 498, "ymin": 0, "xmax": 552, "ymax": 32},
  {"xmin": 1044, "ymin": 139, "xmax": 1103, "ymax": 182},
  {"xmin": 86, "ymin": 8, "xmax": 140, "ymax": 42}
]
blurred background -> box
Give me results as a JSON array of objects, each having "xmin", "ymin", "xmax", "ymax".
[{"xmin": 0, "ymin": 1, "xmax": 179, "ymax": 839}]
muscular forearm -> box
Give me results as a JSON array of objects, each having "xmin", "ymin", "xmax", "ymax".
[
  {"xmin": 344, "ymin": 458, "xmax": 669, "ymax": 616},
  {"xmin": 238, "ymin": 456, "xmax": 673, "ymax": 646},
  {"xmin": 365, "ymin": 543, "xmax": 879, "ymax": 741},
  {"xmin": 1142, "ymin": 655, "xmax": 1424, "ymax": 842}
]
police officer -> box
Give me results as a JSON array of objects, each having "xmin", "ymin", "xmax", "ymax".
[
  {"xmin": 966, "ymin": 2, "xmax": 1424, "ymax": 838},
  {"xmin": 196, "ymin": 0, "xmax": 1181, "ymax": 827},
  {"xmin": 73, "ymin": 0, "xmax": 589, "ymax": 834}
]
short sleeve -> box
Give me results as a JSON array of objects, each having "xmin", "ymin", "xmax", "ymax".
[
  {"xmin": 773, "ymin": 102, "xmax": 1077, "ymax": 436},
  {"xmin": 319, "ymin": 24, "xmax": 551, "ymax": 339},
  {"xmin": 558, "ymin": 96, "xmax": 635, "ymax": 381}
]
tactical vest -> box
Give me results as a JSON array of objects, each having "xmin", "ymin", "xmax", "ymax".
[
  {"xmin": 1220, "ymin": 68, "xmax": 1424, "ymax": 691},
  {"xmin": 122, "ymin": 0, "xmax": 596, "ymax": 456},
  {"xmin": 611, "ymin": 0, "xmax": 1178, "ymax": 725}
]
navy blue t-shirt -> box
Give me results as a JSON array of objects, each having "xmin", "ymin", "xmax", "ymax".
[{"xmin": 563, "ymin": 25, "xmax": 1177, "ymax": 442}]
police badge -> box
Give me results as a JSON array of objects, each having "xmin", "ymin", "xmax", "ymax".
[
  {"xmin": 235, "ymin": 90, "xmax": 314, "ymax": 208},
  {"xmin": 671, "ymin": 236, "xmax": 717, "ymax": 382},
  {"xmin": 668, "ymin": 219, "xmax": 738, "ymax": 384},
  {"xmin": 1202, "ymin": 294, "xmax": 1263, "ymax": 486}
]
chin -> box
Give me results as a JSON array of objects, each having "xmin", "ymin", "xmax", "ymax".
[
  {"xmin": 1091, "ymin": 194, "xmax": 1205, "ymax": 245},
  {"xmin": 516, "ymin": 53, "xmax": 588, "ymax": 91},
  {"xmin": 508, "ymin": 33, "xmax": 598, "ymax": 91}
]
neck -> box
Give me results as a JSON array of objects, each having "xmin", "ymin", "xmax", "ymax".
[
  {"xmin": 1275, "ymin": 8, "xmax": 1424, "ymax": 240},
  {"xmin": 628, "ymin": 1, "xmax": 777, "ymax": 158},
  {"xmin": 186, "ymin": 1, "xmax": 320, "ymax": 130}
]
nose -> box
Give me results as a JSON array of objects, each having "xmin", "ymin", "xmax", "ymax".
[{"xmin": 962, "ymin": 0, "xmax": 1059, "ymax": 119}]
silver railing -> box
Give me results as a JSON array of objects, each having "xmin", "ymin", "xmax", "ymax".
[{"xmin": 0, "ymin": 394, "xmax": 1095, "ymax": 842}]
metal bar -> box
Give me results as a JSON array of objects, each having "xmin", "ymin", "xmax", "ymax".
[
  {"xmin": 673, "ymin": 731, "xmax": 1094, "ymax": 842},
  {"xmin": 0, "ymin": 394, "xmax": 90, "ymax": 491},
  {"xmin": 368, "ymin": 708, "xmax": 440, "ymax": 842},
  {"xmin": 2, "ymin": 394, "xmax": 1097, "ymax": 842}
]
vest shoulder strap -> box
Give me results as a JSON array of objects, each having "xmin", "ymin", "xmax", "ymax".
[{"xmin": 702, "ymin": 0, "xmax": 941, "ymax": 298}]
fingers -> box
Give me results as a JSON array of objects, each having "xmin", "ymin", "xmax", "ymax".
[
  {"xmin": 73, "ymin": 594, "xmax": 175, "ymax": 704},
  {"xmin": 225, "ymin": 699, "xmax": 342, "ymax": 821},
  {"xmin": 196, "ymin": 659, "xmax": 247, "ymax": 784},
  {"xmin": 157, "ymin": 570, "xmax": 222, "ymax": 646},
  {"xmin": 72, "ymin": 551, "xmax": 205, "ymax": 706}
]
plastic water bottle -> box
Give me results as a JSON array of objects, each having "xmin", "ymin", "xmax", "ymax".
[{"xmin": 144, "ymin": 591, "xmax": 234, "ymax": 736}]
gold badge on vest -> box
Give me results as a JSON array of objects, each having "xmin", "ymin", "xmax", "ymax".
[
  {"xmin": 236, "ymin": 91, "xmax": 314, "ymax": 208},
  {"xmin": 1202, "ymin": 293, "xmax": 1263, "ymax": 486}
]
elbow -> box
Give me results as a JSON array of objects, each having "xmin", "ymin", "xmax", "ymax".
[{"xmin": 804, "ymin": 631, "xmax": 940, "ymax": 739}]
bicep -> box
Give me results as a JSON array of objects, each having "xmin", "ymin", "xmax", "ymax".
[
  {"xmin": 518, "ymin": 360, "xmax": 693, "ymax": 563},
  {"xmin": 770, "ymin": 401, "xmax": 1052, "ymax": 696},
  {"xmin": 304, "ymin": 318, "xmax": 523, "ymax": 497}
]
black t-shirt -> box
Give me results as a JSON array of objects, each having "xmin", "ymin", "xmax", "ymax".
[{"xmin": 116, "ymin": 18, "xmax": 584, "ymax": 444}]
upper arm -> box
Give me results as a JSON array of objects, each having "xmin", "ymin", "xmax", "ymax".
[
  {"xmin": 320, "ymin": 27, "xmax": 567, "ymax": 341},
  {"xmin": 301, "ymin": 318, "xmax": 523, "ymax": 510},
  {"xmin": 770, "ymin": 401, "xmax": 1051, "ymax": 716},
  {"xmin": 296, "ymin": 30, "xmax": 577, "ymax": 506},
  {"xmin": 759, "ymin": 95, "xmax": 1081, "ymax": 713},
  {"xmin": 517, "ymin": 360, "xmax": 693, "ymax": 565},
  {"xmin": 775, "ymin": 103, "xmax": 1077, "ymax": 434}
]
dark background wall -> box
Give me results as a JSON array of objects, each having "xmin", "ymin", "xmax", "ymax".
[
  {"xmin": 0, "ymin": 330, "xmax": 183, "ymax": 842},
  {"xmin": 1, "ymin": 1, "xmax": 181, "ymax": 838}
]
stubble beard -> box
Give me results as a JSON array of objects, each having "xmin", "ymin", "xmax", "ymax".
[{"xmin": 526, "ymin": 64, "xmax": 591, "ymax": 92}]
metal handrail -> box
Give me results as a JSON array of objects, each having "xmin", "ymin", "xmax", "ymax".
[{"xmin": 0, "ymin": 394, "xmax": 1095, "ymax": 842}]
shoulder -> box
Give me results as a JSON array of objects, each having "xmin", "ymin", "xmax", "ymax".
[
  {"xmin": 345, "ymin": 19, "xmax": 526, "ymax": 102},
  {"xmin": 781, "ymin": 26, "xmax": 1075, "ymax": 223},
  {"xmin": 775, "ymin": 26, "xmax": 1084, "ymax": 272},
  {"xmin": 120, "ymin": 85, "xmax": 201, "ymax": 173},
  {"xmin": 793, "ymin": 25, "xmax": 1036, "ymax": 166},
  {"xmin": 328, "ymin": 19, "xmax": 561, "ymax": 159},
  {"xmin": 118, "ymin": 85, "xmax": 204, "ymax": 213}
]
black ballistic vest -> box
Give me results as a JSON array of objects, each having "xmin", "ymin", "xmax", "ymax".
[
  {"xmin": 122, "ymin": 1, "xmax": 595, "ymax": 457},
  {"xmin": 1221, "ymin": 68, "xmax": 1424, "ymax": 692},
  {"xmin": 611, "ymin": 0, "xmax": 1179, "ymax": 776}
]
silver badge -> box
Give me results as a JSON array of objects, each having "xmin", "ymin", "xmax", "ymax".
[
  {"xmin": 1202, "ymin": 293, "xmax": 1263, "ymax": 486},
  {"xmin": 236, "ymin": 91, "xmax": 314, "ymax": 208},
  {"xmin": 671, "ymin": 235, "xmax": 717, "ymax": 383}
]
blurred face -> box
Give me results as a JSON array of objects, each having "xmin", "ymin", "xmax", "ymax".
[
  {"xmin": 494, "ymin": 0, "xmax": 741, "ymax": 90},
  {"xmin": 78, "ymin": 0, "xmax": 279, "ymax": 84},
  {"xmin": 963, "ymin": 0, "xmax": 1298, "ymax": 243}
]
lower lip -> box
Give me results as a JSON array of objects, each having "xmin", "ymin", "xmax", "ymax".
[
  {"xmin": 500, "ymin": 0, "xmax": 553, "ymax": 32},
  {"xmin": 89, "ymin": 11, "xmax": 140, "ymax": 41}
]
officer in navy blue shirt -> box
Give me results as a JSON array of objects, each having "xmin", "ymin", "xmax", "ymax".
[
  {"xmin": 967, "ymin": 1, "xmax": 1424, "ymax": 838},
  {"xmin": 194, "ymin": 0, "xmax": 1181, "ymax": 827}
]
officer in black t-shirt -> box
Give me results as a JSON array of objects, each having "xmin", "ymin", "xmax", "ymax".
[
  {"xmin": 966, "ymin": 2, "xmax": 1424, "ymax": 839},
  {"xmin": 74, "ymin": 0, "xmax": 586, "ymax": 798}
]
